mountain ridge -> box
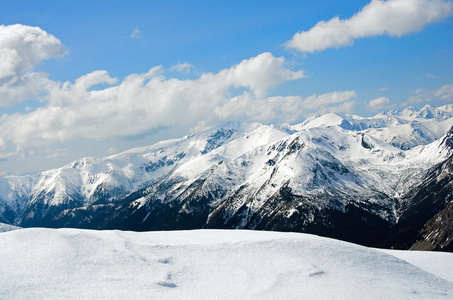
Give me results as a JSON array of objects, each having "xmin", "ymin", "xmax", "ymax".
[{"xmin": 1, "ymin": 105, "xmax": 453, "ymax": 251}]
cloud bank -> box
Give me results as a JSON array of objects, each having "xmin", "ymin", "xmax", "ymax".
[
  {"xmin": 0, "ymin": 25, "xmax": 357, "ymax": 157},
  {"xmin": 286, "ymin": 0, "xmax": 453, "ymax": 53},
  {"xmin": 0, "ymin": 38, "xmax": 311, "ymax": 153}
]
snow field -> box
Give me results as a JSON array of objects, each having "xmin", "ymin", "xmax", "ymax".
[{"xmin": 0, "ymin": 228, "xmax": 452, "ymax": 299}]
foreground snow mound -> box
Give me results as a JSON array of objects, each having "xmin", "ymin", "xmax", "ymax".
[{"xmin": 0, "ymin": 229, "xmax": 452, "ymax": 299}]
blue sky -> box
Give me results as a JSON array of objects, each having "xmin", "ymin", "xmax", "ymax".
[{"xmin": 1, "ymin": 0, "xmax": 453, "ymax": 174}]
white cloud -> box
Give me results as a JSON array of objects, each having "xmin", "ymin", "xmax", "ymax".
[
  {"xmin": 367, "ymin": 96, "xmax": 391, "ymax": 111},
  {"xmin": 316, "ymin": 101, "xmax": 356, "ymax": 115},
  {"xmin": 170, "ymin": 62, "xmax": 194, "ymax": 74},
  {"xmin": 0, "ymin": 71, "xmax": 56, "ymax": 106},
  {"xmin": 407, "ymin": 83, "xmax": 453, "ymax": 103},
  {"xmin": 214, "ymin": 90, "xmax": 357, "ymax": 123},
  {"xmin": 0, "ymin": 24, "xmax": 65, "ymax": 106},
  {"xmin": 286, "ymin": 0, "xmax": 453, "ymax": 53},
  {"xmin": 0, "ymin": 52, "xmax": 307, "ymax": 152},
  {"xmin": 408, "ymin": 88, "xmax": 426, "ymax": 103},
  {"xmin": 73, "ymin": 70, "xmax": 118, "ymax": 92},
  {"xmin": 303, "ymin": 90, "xmax": 357, "ymax": 109},
  {"xmin": 434, "ymin": 83, "xmax": 453, "ymax": 100},
  {"xmin": 0, "ymin": 25, "xmax": 356, "ymax": 158},
  {"xmin": 220, "ymin": 53, "xmax": 305, "ymax": 98}
]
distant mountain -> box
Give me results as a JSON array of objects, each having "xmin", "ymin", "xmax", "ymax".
[
  {"xmin": 292, "ymin": 104, "xmax": 453, "ymax": 150},
  {"xmin": 1, "ymin": 105, "xmax": 453, "ymax": 251}
]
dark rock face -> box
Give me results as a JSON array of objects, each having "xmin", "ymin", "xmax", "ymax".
[
  {"xmin": 383, "ymin": 154, "xmax": 453, "ymax": 251},
  {"xmin": 202, "ymin": 128, "xmax": 237, "ymax": 154},
  {"xmin": 412, "ymin": 201, "xmax": 453, "ymax": 251}
]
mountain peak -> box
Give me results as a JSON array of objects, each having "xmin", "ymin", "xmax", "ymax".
[
  {"xmin": 292, "ymin": 112, "xmax": 345, "ymax": 131},
  {"xmin": 385, "ymin": 105, "xmax": 452, "ymax": 121}
]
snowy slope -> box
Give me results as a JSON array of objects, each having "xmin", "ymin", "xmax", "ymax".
[
  {"xmin": 0, "ymin": 228, "xmax": 452, "ymax": 299},
  {"xmin": 131, "ymin": 123, "xmax": 450, "ymax": 233}
]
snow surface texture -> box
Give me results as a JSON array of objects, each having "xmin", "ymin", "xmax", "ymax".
[{"xmin": 1, "ymin": 228, "xmax": 452, "ymax": 299}]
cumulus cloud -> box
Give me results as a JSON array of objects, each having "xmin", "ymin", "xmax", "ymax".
[
  {"xmin": 0, "ymin": 24, "xmax": 65, "ymax": 106},
  {"xmin": 0, "ymin": 52, "xmax": 309, "ymax": 151},
  {"xmin": 286, "ymin": 0, "xmax": 453, "ymax": 53},
  {"xmin": 220, "ymin": 53, "xmax": 305, "ymax": 98},
  {"xmin": 0, "ymin": 72, "xmax": 56, "ymax": 106},
  {"xmin": 367, "ymin": 96, "xmax": 391, "ymax": 111}
]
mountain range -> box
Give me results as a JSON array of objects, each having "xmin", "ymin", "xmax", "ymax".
[{"xmin": 1, "ymin": 104, "xmax": 453, "ymax": 251}]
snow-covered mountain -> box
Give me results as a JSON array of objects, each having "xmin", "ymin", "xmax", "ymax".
[
  {"xmin": 1, "ymin": 105, "xmax": 453, "ymax": 250},
  {"xmin": 292, "ymin": 104, "xmax": 453, "ymax": 150},
  {"xmin": 1, "ymin": 228, "xmax": 452, "ymax": 299}
]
